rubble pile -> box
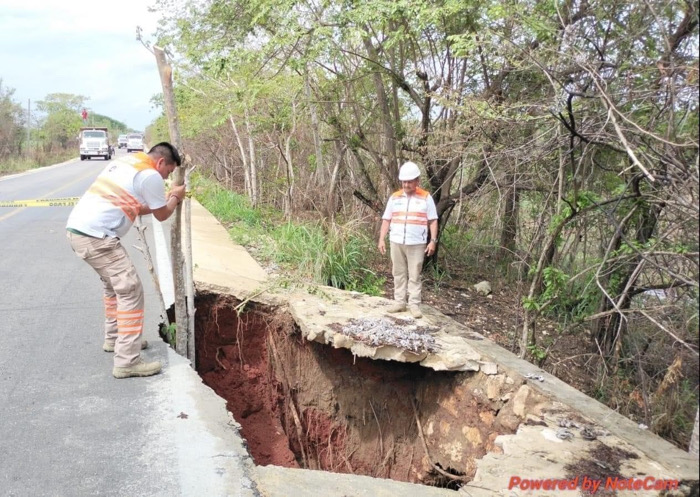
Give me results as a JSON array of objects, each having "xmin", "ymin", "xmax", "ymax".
[{"xmin": 331, "ymin": 317, "xmax": 440, "ymax": 354}]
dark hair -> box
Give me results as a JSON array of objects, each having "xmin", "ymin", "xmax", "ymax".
[{"xmin": 148, "ymin": 142, "xmax": 182, "ymax": 167}]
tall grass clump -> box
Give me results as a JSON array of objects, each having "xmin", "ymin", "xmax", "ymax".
[
  {"xmin": 191, "ymin": 174, "xmax": 384, "ymax": 296},
  {"xmin": 0, "ymin": 148, "xmax": 75, "ymax": 176},
  {"xmin": 271, "ymin": 220, "xmax": 385, "ymax": 295},
  {"xmin": 192, "ymin": 174, "xmax": 273, "ymax": 246},
  {"xmin": 193, "ymin": 173, "xmax": 261, "ymax": 227}
]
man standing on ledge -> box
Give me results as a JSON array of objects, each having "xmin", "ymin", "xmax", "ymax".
[
  {"xmin": 66, "ymin": 143, "xmax": 186, "ymax": 379},
  {"xmin": 378, "ymin": 161, "xmax": 439, "ymax": 319}
]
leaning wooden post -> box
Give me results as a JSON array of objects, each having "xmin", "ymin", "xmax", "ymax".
[{"xmin": 153, "ymin": 45, "xmax": 191, "ymax": 362}]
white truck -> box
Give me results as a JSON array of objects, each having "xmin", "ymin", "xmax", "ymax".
[
  {"xmin": 79, "ymin": 127, "xmax": 113, "ymax": 161},
  {"xmin": 126, "ymin": 133, "xmax": 144, "ymax": 153}
]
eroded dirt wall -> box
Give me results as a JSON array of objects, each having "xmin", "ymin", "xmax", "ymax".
[{"xmin": 194, "ymin": 293, "xmax": 530, "ymax": 488}]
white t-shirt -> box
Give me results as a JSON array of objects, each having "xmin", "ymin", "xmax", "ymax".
[{"xmin": 67, "ymin": 156, "xmax": 166, "ymax": 238}]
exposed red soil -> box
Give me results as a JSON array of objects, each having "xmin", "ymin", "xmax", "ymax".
[
  {"xmin": 195, "ymin": 295, "xmax": 297, "ymax": 467},
  {"xmin": 193, "ymin": 292, "xmax": 524, "ymax": 489}
]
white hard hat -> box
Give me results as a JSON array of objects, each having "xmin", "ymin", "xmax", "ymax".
[{"xmin": 398, "ymin": 161, "xmax": 421, "ymax": 181}]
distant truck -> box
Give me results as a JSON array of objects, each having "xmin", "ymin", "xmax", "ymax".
[
  {"xmin": 117, "ymin": 134, "xmax": 128, "ymax": 149},
  {"xmin": 126, "ymin": 133, "xmax": 144, "ymax": 153},
  {"xmin": 79, "ymin": 127, "xmax": 113, "ymax": 161}
]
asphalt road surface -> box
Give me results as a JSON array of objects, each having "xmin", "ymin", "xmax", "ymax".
[{"xmin": 0, "ymin": 151, "xmax": 255, "ymax": 497}]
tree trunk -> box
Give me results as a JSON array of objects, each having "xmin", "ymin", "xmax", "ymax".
[
  {"xmin": 500, "ymin": 178, "xmax": 519, "ymax": 260},
  {"xmin": 282, "ymin": 104, "xmax": 297, "ymax": 219},
  {"xmin": 327, "ymin": 144, "xmax": 346, "ymax": 220},
  {"xmin": 228, "ymin": 114, "xmax": 251, "ymax": 200},
  {"xmin": 362, "ymin": 35, "xmax": 399, "ymax": 183},
  {"xmin": 305, "ymin": 72, "xmax": 326, "ymax": 185},
  {"xmin": 595, "ymin": 202, "xmax": 663, "ymax": 359},
  {"xmin": 244, "ymin": 109, "xmax": 259, "ymax": 206},
  {"xmin": 153, "ymin": 46, "xmax": 191, "ymax": 362}
]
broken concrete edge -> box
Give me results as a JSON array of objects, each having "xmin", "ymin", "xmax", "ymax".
[
  {"xmin": 157, "ymin": 347, "xmax": 260, "ymax": 497},
  {"xmin": 421, "ymin": 304, "xmax": 699, "ymax": 481},
  {"xmin": 196, "ymin": 278, "xmax": 698, "ymax": 484},
  {"xmin": 195, "ymin": 280, "xmax": 286, "ymax": 307},
  {"xmin": 462, "ymin": 422, "xmax": 700, "ymax": 497},
  {"xmin": 451, "ymin": 323, "xmax": 700, "ymax": 480},
  {"xmin": 255, "ymin": 465, "xmax": 456, "ymax": 497}
]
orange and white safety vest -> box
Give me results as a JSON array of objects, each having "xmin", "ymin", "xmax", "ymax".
[
  {"xmin": 66, "ymin": 153, "xmax": 165, "ymax": 238},
  {"xmin": 382, "ymin": 187, "xmax": 438, "ymax": 245}
]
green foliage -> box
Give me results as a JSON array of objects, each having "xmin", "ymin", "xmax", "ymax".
[
  {"xmin": 36, "ymin": 92, "xmax": 87, "ymax": 148},
  {"xmin": 194, "ymin": 175, "xmax": 262, "ymax": 228},
  {"xmin": 541, "ymin": 267, "xmax": 568, "ymax": 302},
  {"xmin": 429, "ymin": 264, "xmax": 450, "ymax": 291},
  {"xmin": 87, "ymin": 113, "xmax": 129, "ymax": 140},
  {"xmin": 192, "ymin": 174, "xmax": 384, "ymax": 296},
  {"xmin": 527, "ymin": 343, "xmax": 548, "ymax": 364},
  {"xmin": 439, "ymin": 224, "xmax": 474, "ymax": 258},
  {"xmin": 270, "ymin": 221, "xmax": 385, "ymax": 295},
  {"xmin": 523, "ymin": 265, "xmax": 600, "ymax": 323},
  {"xmin": 0, "ymin": 79, "xmax": 25, "ymax": 159},
  {"xmin": 159, "ymin": 322, "xmax": 177, "ymax": 346},
  {"xmin": 0, "ymin": 148, "xmax": 75, "ymax": 175},
  {"xmin": 145, "ymin": 114, "xmax": 169, "ymax": 145}
]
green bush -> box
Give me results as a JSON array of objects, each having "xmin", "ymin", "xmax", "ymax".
[
  {"xmin": 271, "ymin": 220, "xmax": 385, "ymax": 296},
  {"xmin": 0, "ymin": 148, "xmax": 75, "ymax": 175},
  {"xmin": 193, "ymin": 174, "xmax": 384, "ymax": 296}
]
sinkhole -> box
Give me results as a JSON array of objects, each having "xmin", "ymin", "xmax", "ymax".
[{"xmin": 188, "ymin": 291, "xmax": 525, "ymax": 490}]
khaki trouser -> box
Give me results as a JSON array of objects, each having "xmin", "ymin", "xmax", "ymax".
[
  {"xmin": 67, "ymin": 232, "xmax": 145, "ymax": 367},
  {"xmin": 390, "ymin": 242, "xmax": 426, "ymax": 306}
]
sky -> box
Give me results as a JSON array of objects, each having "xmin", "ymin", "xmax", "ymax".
[{"xmin": 0, "ymin": 0, "xmax": 166, "ymax": 132}]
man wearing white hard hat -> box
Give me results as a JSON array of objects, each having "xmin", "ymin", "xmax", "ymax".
[{"xmin": 378, "ymin": 161, "xmax": 439, "ymax": 318}]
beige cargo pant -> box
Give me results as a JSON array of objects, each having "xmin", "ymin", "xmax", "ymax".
[
  {"xmin": 67, "ymin": 232, "xmax": 145, "ymax": 367},
  {"xmin": 390, "ymin": 242, "xmax": 426, "ymax": 307}
]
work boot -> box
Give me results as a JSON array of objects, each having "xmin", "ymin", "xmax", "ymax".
[
  {"xmin": 103, "ymin": 340, "xmax": 148, "ymax": 353},
  {"xmin": 113, "ymin": 359, "xmax": 162, "ymax": 379},
  {"xmin": 409, "ymin": 305, "xmax": 423, "ymax": 319},
  {"xmin": 387, "ymin": 302, "xmax": 407, "ymax": 313}
]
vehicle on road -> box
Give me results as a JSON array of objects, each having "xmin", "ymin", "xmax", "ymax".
[
  {"xmin": 118, "ymin": 134, "xmax": 128, "ymax": 149},
  {"xmin": 79, "ymin": 127, "xmax": 112, "ymax": 161},
  {"xmin": 126, "ymin": 133, "xmax": 144, "ymax": 153}
]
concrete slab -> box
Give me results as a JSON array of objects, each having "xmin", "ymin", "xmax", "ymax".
[
  {"xmin": 190, "ymin": 199, "xmax": 278, "ymax": 305},
  {"xmin": 256, "ymin": 465, "xmax": 455, "ymax": 497}
]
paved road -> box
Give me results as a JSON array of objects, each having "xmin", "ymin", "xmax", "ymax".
[{"xmin": 0, "ymin": 152, "xmax": 255, "ymax": 497}]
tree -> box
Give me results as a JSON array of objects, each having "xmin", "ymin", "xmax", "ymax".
[
  {"xmin": 35, "ymin": 93, "xmax": 88, "ymax": 149},
  {"xmin": 0, "ymin": 79, "xmax": 25, "ymax": 157}
]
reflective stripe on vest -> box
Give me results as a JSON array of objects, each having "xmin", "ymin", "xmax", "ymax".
[
  {"xmin": 67, "ymin": 152, "xmax": 157, "ymax": 238},
  {"xmin": 86, "ymin": 153, "xmax": 155, "ymax": 222},
  {"xmin": 389, "ymin": 187, "xmax": 430, "ymax": 245}
]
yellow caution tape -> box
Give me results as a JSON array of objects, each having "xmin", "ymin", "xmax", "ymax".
[{"xmin": 0, "ymin": 197, "xmax": 80, "ymax": 208}]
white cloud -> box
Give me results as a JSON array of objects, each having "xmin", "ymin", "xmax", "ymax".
[{"xmin": 0, "ymin": 0, "xmax": 166, "ymax": 131}]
